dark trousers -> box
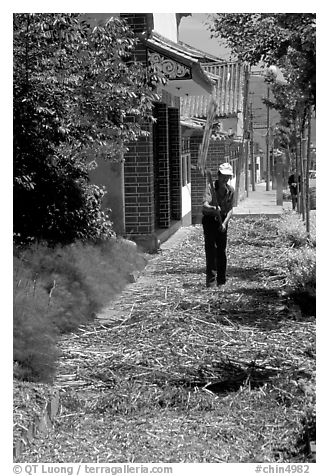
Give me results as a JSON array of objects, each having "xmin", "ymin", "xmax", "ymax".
[
  {"xmin": 202, "ymin": 215, "xmax": 228, "ymax": 284},
  {"xmin": 289, "ymin": 187, "xmax": 298, "ymax": 210}
]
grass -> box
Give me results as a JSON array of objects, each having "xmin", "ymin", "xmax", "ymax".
[
  {"xmin": 278, "ymin": 210, "xmax": 316, "ymax": 247},
  {"xmin": 277, "ymin": 212, "xmax": 316, "ymax": 315},
  {"xmin": 13, "ymin": 237, "xmax": 147, "ymax": 382},
  {"xmin": 14, "ymin": 215, "xmax": 316, "ymax": 463}
]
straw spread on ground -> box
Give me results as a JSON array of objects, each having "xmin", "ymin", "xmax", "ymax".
[{"xmin": 14, "ymin": 217, "xmax": 315, "ymax": 463}]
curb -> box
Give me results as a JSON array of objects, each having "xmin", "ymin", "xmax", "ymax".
[{"xmin": 233, "ymin": 213, "xmax": 283, "ymax": 219}]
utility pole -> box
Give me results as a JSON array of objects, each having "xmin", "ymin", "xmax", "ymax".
[
  {"xmin": 250, "ymin": 101, "xmax": 255, "ymax": 191},
  {"xmin": 243, "ymin": 66, "xmax": 250, "ymax": 198},
  {"xmin": 266, "ymin": 85, "xmax": 270, "ymax": 191},
  {"xmin": 271, "ymin": 139, "xmax": 276, "ymax": 190}
]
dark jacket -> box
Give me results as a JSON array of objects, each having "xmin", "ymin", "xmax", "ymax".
[{"xmin": 203, "ymin": 181, "xmax": 235, "ymax": 220}]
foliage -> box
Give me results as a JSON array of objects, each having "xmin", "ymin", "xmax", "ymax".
[
  {"xmin": 13, "ymin": 238, "xmax": 147, "ymax": 382},
  {"xmin": 285, "ymin": 246, "xmax": 316, "ymax": 316},
  {"xmin": 13, "ymin": 262, "xmax": 60, "ymax": 382},
  {"xmin": 207, "ymin": 13, "xmax": 315, "ymax": 160},
  {"xmin": 277, "ymin": 212, "xmax": 315, "ymax": 248},
  {"xmin": 286, "ymin": 247, "xmax": 316, "ymax": 295},
  {"xmin": 207, "ymin": 13, "xmax": 315, "ymax": 232},
  {"xmin": 207, "ymin": 13, "xmax": 315, "ymax": 106},
  {"xmin": 276, "ymin": 212, "xmax": 316, "ymax": 316},
  {"xmin": 14, "ymin": 155, "xmax": 114, "ymax": 245},
  {"xmin": 13, "ymin": 13, "xmax": 159, "ymax": 245}
]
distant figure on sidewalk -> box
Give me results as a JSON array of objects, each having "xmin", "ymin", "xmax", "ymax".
[
  {"xmin": 202, "ymin": 163, "xmax": 234, "ymax": 287},
  {"xmin": 288, "ymin": 173, "xmax": 298, "ymax": 210}
]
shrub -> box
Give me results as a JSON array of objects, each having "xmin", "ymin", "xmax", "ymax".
[
  {"xmin": 277, "ymin": 212, "xmax": 315, "ymax": 248},
  {"xmin": 286, "ymin": 246, "xmax": 316, "ymax": 294},
  {"xmin": 286, "ymin": 246, "xmax": 316, "ymax": 315},
  {"xmin": 14, "ymin": 164, "xmax": 114, "ymax": 246},
  {"xmin": 13, "ymin": 260, "xmax": 60, "ymax": 382},
  {"xmin": 277, "ymin": 212, "xmax": 316, "ymax": 315},
  {"xmin": 14, "ymin": 14, "xmax": 160, "ymax": 246},
  {"xmin": 13, "ymin": 238, "xmax": 147, "ymax": 382}
]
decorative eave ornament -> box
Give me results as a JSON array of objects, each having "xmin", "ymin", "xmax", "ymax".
[
  {"xmin": 141, "ymin": 32, "xmax": 214, "ymax": 96},
  {"xmin": 148, "ymin": 50, "xmax": 192, "ymax": 80}
]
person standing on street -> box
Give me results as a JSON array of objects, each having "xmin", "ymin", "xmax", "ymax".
[
  {"xmin": 288, "ymin": 172, "xmax": 298, "ymax": 211},
  {"xmin": 202, "ymin": 163, "xmax": 235, "ymax": 287}
]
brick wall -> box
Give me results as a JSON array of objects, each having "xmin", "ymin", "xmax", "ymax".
[
  {"xmin": 119, "ymin": 14, "xmax": 151, "ymax": 65},
  {"xmin": 119, "ymin": 14, "xmax": 183, "ymax": 240},
  {"xmin": 124, "ymin": 121, "xmax": 155, "ymax": 235},
  {"xmin": 168, "ymin": 107, "xmax": 181, "ymax": 220},
  {"xmin": 120, "ymin": 13, "xmax": 152, "ymax": 35},
  {"xmin": 153, "ymin": 103, "xmax": 170, "ymax": 228},
  {"xmin": 120, "ymin": 14, "xmax": 155, "ymax": 235}
]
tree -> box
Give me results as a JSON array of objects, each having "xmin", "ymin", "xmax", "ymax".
[
  {"xmin": 14, "ymin": 13, "xmax": 159, "ymax": 245},
  {"xmin": 207, "ymin": 13, "xmax": 316, "ymax": 232},
  {"xmin": 207, "ymin": 13, "xmax": 315, "ymax": 107}
]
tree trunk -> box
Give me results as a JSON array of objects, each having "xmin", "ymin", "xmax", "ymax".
[
  {"xmin": 295, "ymin": 119, "xmax": 301, "ymax": 214},
  {"xmin": 305, "ymin": 106, "xmax": 312, "ymax": 234},
  {"xmin": 296, "ymin": 112, "xmax": 305, "ymax": 219},
  {"xmin": 300, "ymin": 131, "xmax": 305, "ymax": 220},
  {"xmin": 245, "ymin": 139, "xmax": 250, "ymax": 197},
  {"xmin": 234, "ymin": 141, "xmax": 243, "ymax": 206}
]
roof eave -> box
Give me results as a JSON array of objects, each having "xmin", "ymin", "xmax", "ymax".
[{"xmin": 141, "ymin": 35, "xmax": 214, "ymax": 96}]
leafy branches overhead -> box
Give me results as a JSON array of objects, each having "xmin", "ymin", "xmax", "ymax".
[
  {"xmin": 14, "ymin": 13, "xmax": 157, "ymax": 158},
  {"xmin": 207, "ymin": 13, "xmax": 315, "ymax": 106},
  {"xmin": 207, "ymin": 13, "xmax": 316, "ymax": 233},
  {"xmin": 14, "ymin": 13, "xmax": 158, "ymax": 245}
]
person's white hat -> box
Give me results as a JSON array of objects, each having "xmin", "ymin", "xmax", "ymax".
[{"xmin": 218, "ymin": 163, "xmax": 233, "ymax": 176}]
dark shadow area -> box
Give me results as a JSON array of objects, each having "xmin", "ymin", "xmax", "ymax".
[
  {"xmin": 227, "ymin": 266, "xmax": 273, "ymax": 280},
  {"xmin": 157, "ymin": 264, "xmax": 281, "ymax": 281},
  {"xmin": 226, "ymin": 287, "xmax": 280, "ymax": 299},
  {"xmin": 218, "ymin": 287, "xmax": 295, "ymax": 329},
  {"xmin": 173, "ymin": 288, "xmax": 289, "ymax": 330},
  {"xmin": 172, "ymin": 286, "xmax": 315, "ymax": 331},
  {"xmin": 290, "ymin": 291, "xmax": 316, "ymax": 317},
  {"xmin": 229, "ymin": 239, "xmax": 280, "ymax": 248},
  {"xmin": 170, "ymin": 360, "xmax": 278, "ymax": 395}
]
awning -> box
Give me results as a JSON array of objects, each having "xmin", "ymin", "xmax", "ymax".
[{"xmin": 141, "ymin": 32, "xmax": 214, "ymax": 97}]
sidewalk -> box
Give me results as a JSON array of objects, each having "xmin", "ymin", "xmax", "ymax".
[
  {"xmin": 234, "ymin": 181, "xmax": 292, "ymax": 218},
  {"xmin": 15, "ymin": 217, "xmax": 315, "ymax": 463}
]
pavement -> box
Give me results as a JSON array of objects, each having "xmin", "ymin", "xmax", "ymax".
[{"xmin": 233, "ymin": 181, "xmax": 292, "ymax": 218}]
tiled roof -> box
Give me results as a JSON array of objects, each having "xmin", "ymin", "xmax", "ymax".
[
  {"xmin": 142, "ymin": 32, "xmax": 214, "ymax": 95},
  {"xmin": 175, "ymin": 40, "xmax": 225, "ymax": 63},
  {"xmin": 181, "ymin": 62, "xmax": 246, "ymax": 119},
  {"xmin": 145, "ymin": 32, "xmax": 221, "ymax": 64},
  {"xmin": 143, "ymin": 32, "xmax": 246, "ymax": 119}
]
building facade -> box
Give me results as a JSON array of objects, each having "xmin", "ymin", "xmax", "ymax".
[{"xmin": 87, "ymin": 13, "xmax": 248, "ymax": 251}]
